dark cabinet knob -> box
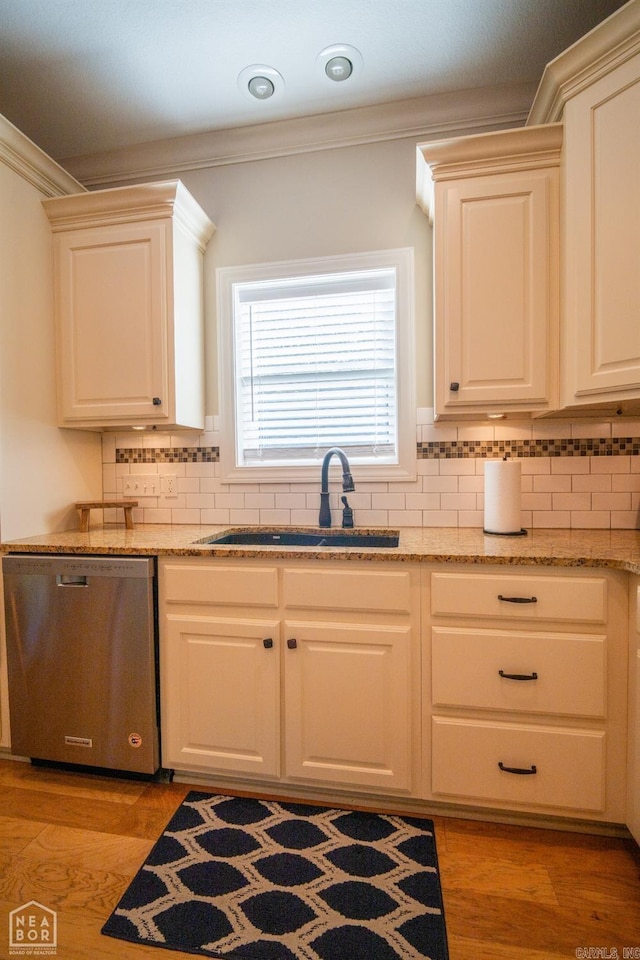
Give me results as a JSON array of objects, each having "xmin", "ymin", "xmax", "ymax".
[
  {"xmin": 152, "ymin": 397, "xmax": 162, "ymax": 405},
  {"xmin": 287, "ymin": 638, "xmax": 298, "ymax": 649},
  {"xmin": 263, "ymin": 638, "xmax": 273, "ymax": 649},
  {"xmin": 449, "ymin": 382, "xmax": 460, "ymax": 392}
]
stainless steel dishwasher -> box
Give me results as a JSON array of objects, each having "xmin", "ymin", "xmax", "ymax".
[{"xmin": 3, "ymin": 554, "xmax": 159, "ymax": 775}]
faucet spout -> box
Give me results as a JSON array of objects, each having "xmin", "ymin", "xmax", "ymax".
[{"xmin": 319, "ymin": 447, "xmax": 355, "ymax": 527}]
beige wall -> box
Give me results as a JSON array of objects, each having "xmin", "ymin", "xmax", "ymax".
[
  {"xmin": 175, "ymin": 136, "xmax": 433, "ymax": 414},
  {"xmin": 0, "ymin": 129, "xmax": 103, "ymax": 542}
]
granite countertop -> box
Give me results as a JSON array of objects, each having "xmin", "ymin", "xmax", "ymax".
[{"xmin": 3, "ymin": 524, "xmax": 640, "ymax": 573}]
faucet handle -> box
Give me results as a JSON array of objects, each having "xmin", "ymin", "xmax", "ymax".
[{"xmin": 341, "ymin": 496, "xmax": 354, "ymax": 528}]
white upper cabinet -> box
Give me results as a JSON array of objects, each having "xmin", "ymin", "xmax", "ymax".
[
  {"xmin": 529, "ymin": 0, "xmax": 640, "ymax": 411},
  {"xmin": 417, "ymin": 125, "xmax": 561, "ymax": 419},
  {"xmin": 43, "ymin": 180, "xmax": 215, "ymax": 429}
]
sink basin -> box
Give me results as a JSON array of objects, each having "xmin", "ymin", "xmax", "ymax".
[{"xmin": 197, "ymin": 530, "xmax": 400, "ymax": 548}]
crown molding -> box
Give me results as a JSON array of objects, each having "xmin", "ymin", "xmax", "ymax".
[
  {"xmin": 416, "ymin": 122, "xmax": 563, "ymax": 220},
  {"xmin": 60, "ymin": 83, "xmax": 535, "ymax": 189},
  {"xmin": 42, "ymin": 179, "xmax": 215, "ymax": 249},
  {"xmin": 528, "ymin": 0, "xmax": 640, "ymax": 123},
  {"xmin": 0, "ymin": 113, "xmax": 85, "ymax": 197}
]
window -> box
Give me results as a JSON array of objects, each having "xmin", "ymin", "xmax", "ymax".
[{"xmin": 217, "ymin": 249, "xmax": 415, "ymax": 482}]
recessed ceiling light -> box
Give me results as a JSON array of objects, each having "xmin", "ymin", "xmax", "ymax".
[
  {"xmin": 248, "ymin": 76, "xmax": 275, "ymax": 100},
  {"xmin": 238, "ymin": 65, "xmax": 284, "ymax": 102},
  {"xmin": 325, "ymin": 56, "xmax": 353, "ymax": 82},
  {"xmin": 317, "ymin": 44, "xmax": 363, "ymax": 83}
]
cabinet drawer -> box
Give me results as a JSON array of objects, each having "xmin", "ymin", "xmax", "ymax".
[
  {"xmin": 431, "ymin": 571, "xmax": 606, "ymax": 623},
  {"xmin": 432, "ymin": 626, "xmax": 606, "ymax": 718},
  {"xmin": 431, "ymin": 717, "xmax": 605, "ymax": 812},
  {"xmin": 163, "ymin": 562, "xmax": 278, "ymax": 607},
  {"xmin": 283, "ymin": 567, "xmax": 412, "ymax": 614}
]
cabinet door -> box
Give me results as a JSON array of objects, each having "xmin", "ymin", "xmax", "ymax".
[
  {"xmin": 284, "ymin": 620, "xmax": 411, "ymax": 791},
  {"xmin": 434, "ymin": 167, "xmax": 558, "ymax": 415},
  {"xmin": 563, "ymin": 51, "xmax": 640, "ymax": 404},
  {"xmin": 161, "ymin": 615, "xmax": 280, "ymax": 777},
  {"xmin": 55, "ymin": 220, "xmax": 169, "ymax": 423}
]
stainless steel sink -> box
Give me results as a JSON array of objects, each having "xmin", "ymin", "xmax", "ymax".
[{"xmin": 196, "ymin": 529, "xmax": 400, "ymax": 548}]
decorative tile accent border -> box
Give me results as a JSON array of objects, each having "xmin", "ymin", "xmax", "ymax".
[
  {"xmin": 114, "ymin": 438, "xmax": 640, "ymax": 465},
  {"xmin": 116, "ymin": 446, "xmax": 220, "ymax": 463},
  {"xmin": 417, "ymin": 438, "xmax": 640, "ymax": 459}
]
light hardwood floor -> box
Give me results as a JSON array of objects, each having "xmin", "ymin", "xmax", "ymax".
[{"xmin": 0, "ymin": 757, "xmax": 639, "ymax": 959}]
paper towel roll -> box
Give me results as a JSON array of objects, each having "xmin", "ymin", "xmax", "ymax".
[{"xmin": 483, "ymin": 459, "xmax": 523, "ymax": 535}]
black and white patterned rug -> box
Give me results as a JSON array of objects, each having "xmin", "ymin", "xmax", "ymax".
[{"xmin": 102, "ymin": 791, "xmax": 449, "ymax": 960}]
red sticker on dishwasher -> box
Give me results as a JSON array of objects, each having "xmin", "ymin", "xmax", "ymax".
[{"xmin": 128, "ymin": 733, "xmax": 142, "ymax": 748}]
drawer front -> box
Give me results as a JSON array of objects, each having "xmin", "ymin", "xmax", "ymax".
[
  {"xmin": 283, "ymin": 567, "xmax": 412, "ymax": 614},
  {"xmin": 431, "ymin": 626, "xmax": 606, "ymax": 718},
  {"xmin": 431, "ymin": 717, "xmax": 605, "ymax": 812},
  {"xmin": 163, "ymin": 562, "xmax": 278, "ymax": 607},
  {"xmin": 431, "ymin": 571, "xmax": 607, "ymax": 623}
]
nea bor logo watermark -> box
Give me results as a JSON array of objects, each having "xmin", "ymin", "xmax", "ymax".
[{"xmin": 9, "ymin": 901, "xmax": 57, "ymax": 955}]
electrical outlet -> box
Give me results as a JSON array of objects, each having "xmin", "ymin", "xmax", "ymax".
[
  {"xmin": 123, "ymin": 474, "xmax": 160, "ymax": 497},
  {"xmin": 160, "ymin": 475, "xmax": 178, "ymax": 497}
]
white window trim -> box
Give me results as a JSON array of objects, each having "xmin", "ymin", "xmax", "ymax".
[{"xmin": 217, "ymin": 248, "xmax": 416, "ymax": 483}]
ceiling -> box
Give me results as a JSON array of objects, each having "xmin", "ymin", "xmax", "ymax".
[{"xmin": 0, "ymin": 0, "xmax": 629, "ymax": 164}]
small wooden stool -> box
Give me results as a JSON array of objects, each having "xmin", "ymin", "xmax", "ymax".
[{"xmin": 75, "ymin": 499, "xmax": 138, "ymax": 532}]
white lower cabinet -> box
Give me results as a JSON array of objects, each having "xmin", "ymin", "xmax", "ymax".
[
  {"xmin": 159, "ymin": 558, "xmax": 420, "ymax": 797},
  {"xmin": 284, "ymin": 621, "xmax": 412, "ymax": 790},
  {"xmin": 424, "ymin": 565, "xmax": 628, "ymax": 823},
  {"xmin": 431, "ymin": 718, "xmax": 606, "ymax": 813},
  {"xmin": 162, "ymin": 614, "xmax": 281, "ymax": 777},
  {"xmin": 160, "ymin": 555, "xmax": 626, "ymax": 824}
]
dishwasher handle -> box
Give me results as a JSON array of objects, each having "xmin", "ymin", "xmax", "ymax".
[{"xmin": 57, "ymin": 574, "xmax": 88, "ymax": 587}]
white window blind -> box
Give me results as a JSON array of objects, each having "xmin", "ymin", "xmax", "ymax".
[{"xmin": 233, "ymin": 267, "xmax": 398, "ymax": 466}]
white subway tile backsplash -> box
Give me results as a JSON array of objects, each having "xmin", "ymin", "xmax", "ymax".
[
  {"xmin": 275, "ymin": 493, "xmax": 307, "ymax": 510},
  {"xmin": 531, "ymin": 510, "xmax": 570, "ymax": 528},
  {"xmin": 423, "ymin": 475, "xmax": 457, "ymax": 493},
  {"xmin": 372, "ymin": 493, "xmax": 407, "ymax": 510},
  {"xmin": 570, "ymin": 421, "xmax": 612, "ymax": 439},
  {"xmin": 590, "ymin": 456, "xmax": 631, "ymax": 474},
  {"xmin": 612, "ymin": 511, "xmax": 640, "ymax": 529},
  {"xmin": 522, "ymin": 493, "xmax": 552, "ymax": 511},
  {"xmin": 550, "ymin": 458, "xmax": 590, "ymax": 475},
  {"xmin": 571, "ymin": 474, "xmax": 612, "ymax": 492},
  {"xmin": 422, "ymin": 510, "xmax": 459, "ymax": 526},
  {"xmin": 458, "ymin": 510, "xmax": 484, "ymax": 527},
  {"xmin": 592, "ymin": 492, "xmax": 632, "ymax": 511},
  {"xmin": 441, "ymin": 492, "xmax": 477, "ymax": 511},
  {"xmin": 388, "ymin": 510, "xmax": 423, "ymax": 527},
  {"xmin": 103, "ymin": 420, "xmax": 640, "ymax": 530},
  {"xmin": 493, "ymin": 422, "xmax": 533, "ymax": 441},
  {"xmin": 259, "ymin": 509, "xmax": 293, "ymax": 525},
  {"xmin": 552, "ymin": 492, "xmax": 592, "ymax": 511},
  {"xmin": 201, "ymin": 508, "xmax": 231, "ymax": 524},
  {"xmin": 612, "ymin": 473, "xmax": 640, "ymax": 492},
  {"xmin": 533, "ymin": 474, "xmax": 572, "ymax": 493},
  {"xmin": 571, "ymin": 511, "xmax": 610, "ymax": 528},
  {"xmin": 613, "ymin": 419, "xmax": 640, "ymax": 437},
  {"xmin": 439, "ymin": 459, "xmax": 476, "ymax": 476}
]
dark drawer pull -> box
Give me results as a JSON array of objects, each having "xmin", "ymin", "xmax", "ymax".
[
  {"xmin": 498, "ymin": 594, "xmax": 538, "ymax": 604},
  {"xmin": 152, "ymin": 397, "xmax": 162, "ymax": 405},
  {"xmin": 263, "ymin": 638, "xmax": 273, "ymax": 649},
  {"xmin": 449, "ymin": 381, "xmax": 460, "ymax": 392},
  {"xmin": 287, "ymin": 638, "xmax": 298, "ymax": 649},
  {"xmin": 499, "ymin": 670, "xmax": 538, "ymax": 682},
  {"xmin": 498, "ymin": 761, "xmax": 537, "ymax": 776}
]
